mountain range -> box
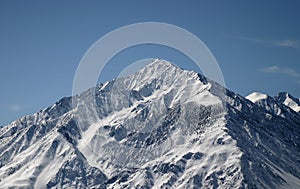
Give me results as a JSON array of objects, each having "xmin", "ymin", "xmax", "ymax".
[{"xmin": 0, "ymin": 60, "xmax": 299, "ymax": 188}]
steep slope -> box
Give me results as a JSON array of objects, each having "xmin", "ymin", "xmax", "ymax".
[
  {"xmin": 0, "ymin": 98, "xmax": 107, "ymax": 188},
  {"xmin": 76, "ymin": 60, "xmax": 243, "ymax": 188},
  {"xmin": 275, "ymin": 92, "xmax": 300, "ymax": 113},
  {"xmin": 246, "ymin": 92, "xmax": 300, "ymax": 124},
  {"xmin": 228, "ymin": 91, "xmax": 300, "ymax": 188},
  {"xmin": 246, "ymin": 92, "xmax": 287, "ymax": 116},
  {"xmin": 0, "ymin": 60, "xmax": 300, "ymax": 188}
]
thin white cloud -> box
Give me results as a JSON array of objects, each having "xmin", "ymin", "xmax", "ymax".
[
  {"xmin": 7, "ymin": 105, "xmax": 22, "ymax": 112},
  {"xmin": 260, "ymin": 66, "xmax": 300, "ymax": 84},
  {"xmin": 236, "ymin": 36, "xmax": 300, "ymax": 48},
  {"xmin": 275, "ymin": 39, "xmax": 299, "ymax": 48}
]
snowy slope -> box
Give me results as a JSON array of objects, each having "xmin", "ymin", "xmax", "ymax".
[
  {"xmin": 0, "ymin": 60, "xmax": 300, "ymax": 188},
  {"xmin": 275, "ymin": 92, "xmax": 300, "ymax": 113},
  {"xmin": 246, "ymin": 92, "xmax": 300, "ymax": 122},
  {"xmin": 246, "ymin": 92, "xmax": 268, "ymax": 103}
]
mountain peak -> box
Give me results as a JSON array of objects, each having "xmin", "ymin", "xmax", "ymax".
[
  {"xmin": 276, "ymin": 91, "xmax": 298, "ymax": 101},
  {"xmin": 147, "ymin": 58, "xmax": 177, "ymax": 68},
  {"xmin": 277, "ymin": 91, "xmax": 289, "ymax": 97},
  {"xmin": 140, "ymin": 59, "xmax": 185, "ymax": 76},
  {"xmin": 1, "ymin": 61, "xmax": 300, "ymax": 188},
  {"xmin": 118, "ymin": 59, "xmax": 207, "ymax": 93},
  {"xmin": 275, "ymin": 92, "xmax": 300, "ymax": 112},
  {"xmin": 246, "ymin": 92, "xmax": 268, "ymax": 103},
  {"xmin": 246, "ymin": 91, "xmax": 300, "ymax": 117}
]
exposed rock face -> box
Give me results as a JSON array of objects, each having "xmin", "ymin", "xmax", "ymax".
[{"xmin": 1, "ymin": 60, "xmax": 299, "ymax": 188}]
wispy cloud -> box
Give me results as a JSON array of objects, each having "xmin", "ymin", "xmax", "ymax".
[
  {"xmin": 236, "ymin": 36, "xmax": 300, "ymax": 48},
  {"xmin": 260, "ymin": 66, "xmax": 300, "ymax": 84},
  {"xmin": 7, "ymin": 105, "xmax": 22, "ymax": 112}
]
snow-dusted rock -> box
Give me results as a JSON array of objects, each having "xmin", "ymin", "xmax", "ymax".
[{"xmin": 1, "ymin": 60, "xmax": 300, "ymax": 188}]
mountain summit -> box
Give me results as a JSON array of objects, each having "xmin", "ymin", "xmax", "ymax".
[
  {"xmin": 275, "ymin": 92, "xmax": 300, "ymax": 113},
  {"xmin": 0, "ymin": 60, "xmax": 300, "ymax": 188}
]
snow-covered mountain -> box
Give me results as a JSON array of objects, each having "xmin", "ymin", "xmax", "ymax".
[
  {"xmin": 246, "ymin": 92, "xmax": 300, "ymax": 121},
  {"xmin": 247, "ymin": 92, "xmax": 300, "ymax": 114},
  {"xmin": 275, "ymin": 92, "xmax": 300, "ymax": 113},
  {"xmin": 0, "ymin": 60, "xmax": 300, "ymax": 189}
]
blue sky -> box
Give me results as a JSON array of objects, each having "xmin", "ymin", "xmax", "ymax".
[{"xmin": 1, "ymin": 1, "xmax": 300, "ymax": 126}]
